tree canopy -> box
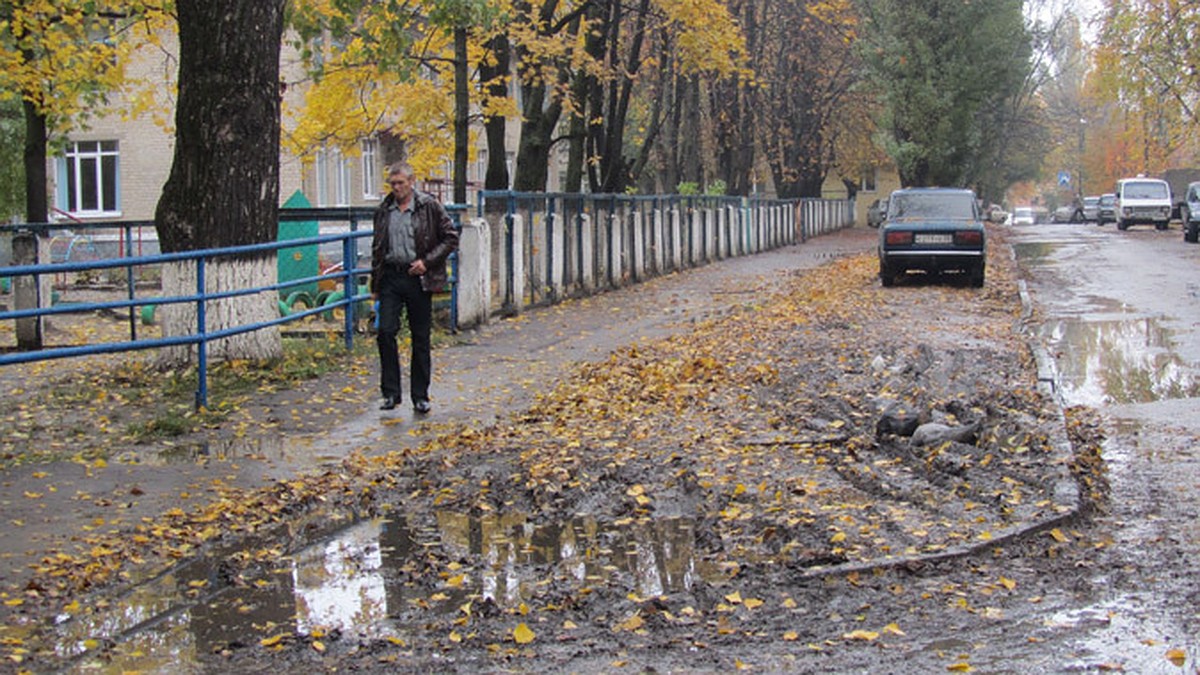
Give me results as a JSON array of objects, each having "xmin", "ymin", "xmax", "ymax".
[
  {"xmin": 854, "ymin": 0, "xmax": 1032, "ymax": 190},
  {"xmin": 0, "ymin": 0, "xmax": 164, "ymax": 220}
]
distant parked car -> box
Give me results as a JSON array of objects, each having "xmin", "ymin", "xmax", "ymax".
[
  {"xmin": 1097, "ymin": 193, "xmax": 1117, "ymax": 225},
  {"xmin": 1011, "ymin": 206, "xmax": 1036, "ymax": 226},
  {"xmin": 1182, "ymin": 181, "xmax": 1200, "ymax": 243},
  {"xmin": 867, "ymin": 198, "xmax": 887, "ymax": 228},
  {"xmin": 1052, "ymin": 203, "xmax": 1083, "ymax": 223},
  {"xmin": 1081, "ymin": 195, "xmax": 1101, "ymax": 222},
  {"xmin": 878, "ymin": 187, "xmax": 986, "ymax": 287},
  {"xmin": 1115, "ymin": 176, "xmax": 1172, "ymax": 231}
]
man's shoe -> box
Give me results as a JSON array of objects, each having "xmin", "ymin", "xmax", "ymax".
[
  {"xmin": 380, "ymin": 396, "xmax": 400, "ymax": 411},
  {"xmin": 414, "ymin": 400, "xmax": 431, "ymax": 414}
]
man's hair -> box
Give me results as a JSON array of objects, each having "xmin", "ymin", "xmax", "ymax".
[{"xmin": 388, "ymin": 162, "xmax": 416, "ymax": 179}]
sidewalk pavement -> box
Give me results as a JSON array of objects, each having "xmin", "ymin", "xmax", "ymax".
[{"xmin": 0, "ymin": 226, "xmax": 881, "ymax": 594}]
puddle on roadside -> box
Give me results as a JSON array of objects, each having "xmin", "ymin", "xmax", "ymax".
[
  {"xmin": 1011, "ymin": 241, "xmax": 1065, "ymax": 263},
  {"xmin": 49, "ymin": 513, "xmax": 720, "ymax": 672},
  {"xmin": 1042, "ymin": 596, "xmax": 1197, "ymax": 672},
  {"xmin": 1039, "ymin": 316, "xmax": 1199, "ymax": 406},
  {"xmin": 111, "ymin": 436, "xmax": 347, "ymax": 469}
]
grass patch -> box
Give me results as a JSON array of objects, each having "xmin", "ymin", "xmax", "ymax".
[{"xmin": 2, "ymin": 335, "xmax": 376, "ymax": 464}]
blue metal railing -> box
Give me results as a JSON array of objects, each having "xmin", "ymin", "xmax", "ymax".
[{"xmin": 1, "ymin": 207, "xmax": 466, "ymax": 409}]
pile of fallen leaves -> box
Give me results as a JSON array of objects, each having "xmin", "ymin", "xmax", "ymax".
[{"xmin": 2, "ymin": 229, "xmax": 1079, "ymax": 671}]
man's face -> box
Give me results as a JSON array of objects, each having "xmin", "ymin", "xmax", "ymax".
[{"xmin": 388, "ymin": 173, "xmax": 414, "ymax": 203}]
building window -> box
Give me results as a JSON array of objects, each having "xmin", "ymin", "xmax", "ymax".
[
  {"xmin": 57, "ymin": 141, "xmax": 120, "ymax": 216},
  {"xmin": 362, "ymin": 137, "xmax": 379, "ymax": 198},
  {"xmin": 860, "ymin": 168, "xmax": 877, "ymax": 192},
  {"xmin": 333, "ymin": 147, "xmax": 351, "ymax": 206}
]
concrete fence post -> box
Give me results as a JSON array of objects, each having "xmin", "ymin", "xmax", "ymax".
[
  {"xmin": 509, "ymin": 213, "xmax": 526, "ymax": 314},
  {"xmin": 632, "ymin": 209, "xmax": 645, "ymax": 282},
  {"xmin": 668, "ymin": 208, "xmax": 679, "ymax": 271},
  {"xmin": 457, "ymin": 218, "xmax": 492, "ymax": 328},
  {"xmin": 580, "ymin": 213, "xmax": 594, "ymax": 291},
  {"xmin": 653, "ymin": 208, "xmax": 665, "ymax": 275},
  {"xmin": 609, "ymin": 212, "xmax": 623, "ymax": 286},
  {"xmin": 549, "ymin": 212, "xmax": 565, "ymax": 301},
  {"xmin": 12, "ymin": 232, "xmax": 48, "ymax": 349}
]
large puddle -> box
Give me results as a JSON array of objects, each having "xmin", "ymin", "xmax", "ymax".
[
  {"xmin": 1039, "ymin": 316, "xmax": 1199, "ymax": 406},
  {"xmin": 43, "ymin": 513, "xmax": 720, "ymax": 672}
]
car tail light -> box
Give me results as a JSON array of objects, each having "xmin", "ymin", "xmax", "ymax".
[
  {"xmin": 954, "ymin": 230, "xmax": 983, "ymax": 245},
  {"xmin": 885, "ymin": 231, "xmax": 913, "ymax": 246}
]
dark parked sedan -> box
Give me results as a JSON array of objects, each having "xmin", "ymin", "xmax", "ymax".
[
  {"xmin": 878, "ymin": 187, "xmax": 986, "ymax": 287},
  {"xmin": 1097, "ymin": 193, "xmax": 1116, "ymax": 225},
  {"xmin": 867, "ymin": 198, "xmax": 888, "ymax": 228}
]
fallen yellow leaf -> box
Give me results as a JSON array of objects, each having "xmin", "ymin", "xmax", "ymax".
[
  {"xmin": 1166, "ymin": 649, "xmax": 1186, "ymax": 666},
  {"xmin": 842, "ymin": 630, "xmax": 879, "ymax": 641},
  {"xmin": 617, "ymin": 614, "xmax": 645, "ymax": 631},
  {"xmin": 260, "ymin": 634, "xmax": 285, "ymax": 647},
  {"xmin": 513, "ymin": 623, "xmax": 535, "ymax": 644}
]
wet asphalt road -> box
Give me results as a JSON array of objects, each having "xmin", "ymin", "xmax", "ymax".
[{"xmin": 1006, "ymin": 221, "xmax": 1200, "ymax": 672}]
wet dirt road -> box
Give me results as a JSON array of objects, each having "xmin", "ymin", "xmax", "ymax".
[
  {"xmin": 11, "ymin": 222, "xmax": 1200, "ymax": 673},
  {"xmin": 1005, "ymin": 221, "xmax": 1200, "ymax": 672}
]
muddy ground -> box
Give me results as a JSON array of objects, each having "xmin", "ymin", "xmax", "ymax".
[{"xmin": 0, "ymin": 227, "xmax": 1124, "ymax": 673}]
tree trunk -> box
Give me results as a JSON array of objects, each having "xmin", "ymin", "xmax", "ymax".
[
  {"xmin": 22, "ymin": 99, "xmax": 48, "ymax": 224},
  {"xmin": 481, "ymin": 35, "xmax": 510, "ymax": 191},
  {"xmin": 16, "ymin": 99, "xmax": 49, "ymax": 349},
  {"xmin": 564, "ymin": 70, "xmax": 588, "ymax": 193},
  {"xmin": 510, "ymin": 9, "xmax": 579, "ymax": 193},
  {"xmin": 679, "ymin": 78, "xmax": 704, "ymax": 186},
  {"xmin": 453, "ymin": 26, "xmax": 468, "ymax": 204},
  {"xmin": 154, "ymin": 0, "xmax": 286, "ymax": 366},
  {"xmin": 512, "ymin": 81, "xmax": 560, "ymax": 192}
]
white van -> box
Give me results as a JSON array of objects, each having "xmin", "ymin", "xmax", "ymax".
[{"xmin": 1115, "ymin": 177, "xmax": 1172, "ymax": 231}]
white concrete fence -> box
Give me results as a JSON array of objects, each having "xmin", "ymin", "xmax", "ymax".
[{"xmin": 453, "ymin": 193, "xmax": 854, "ymax": 329}]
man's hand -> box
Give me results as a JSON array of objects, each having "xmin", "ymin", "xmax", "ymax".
[{"xmin": 408, "ymin": 259, "xmax": 426, "ymax": 276}]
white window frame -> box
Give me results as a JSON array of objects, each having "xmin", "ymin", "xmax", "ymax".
[
  {"xmin": 314, "ymin": 148, "xmax": 329, "ymax": 207},
  {"xmin": 361, "ymin": 137, "xmax": 380, "ymax": 199},
  {"xmin": 57, "ymin": 140, "xmax": 121, "ymax": 217},
  {"xmin": 333, "ymin": 147, "xmax": 351, "ymax": 206}
]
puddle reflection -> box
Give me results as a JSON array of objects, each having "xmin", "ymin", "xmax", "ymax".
[
  {"xmin": 54, "ymin": 513, "xmax": 717, "ymax": 672},
  {"xmin": 1040, "ymin": 317, "xmax": 1199, "ymax": 406}
]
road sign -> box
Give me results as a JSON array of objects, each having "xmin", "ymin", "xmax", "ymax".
[{"xmin": 1058, "ymin": 171, "xmax": 1071, "ymax": 187}]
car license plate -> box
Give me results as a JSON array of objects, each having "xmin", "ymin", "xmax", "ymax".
[{"xmin": 914, "ymin": 233, "xmax": 952, "ymax": 244}]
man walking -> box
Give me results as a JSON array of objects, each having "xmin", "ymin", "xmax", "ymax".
[{"xmin": 370, "ymin": 163, "xmax": 460, "ymax": 413}]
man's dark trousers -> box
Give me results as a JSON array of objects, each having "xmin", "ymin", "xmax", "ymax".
[{"xmin": 376, "ymin": 266, "xmax": 433, "ymax": 404}]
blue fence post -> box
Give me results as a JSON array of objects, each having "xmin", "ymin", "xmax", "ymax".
[
  {"xmin": 196, "ymin": 257, "xmax": 208, "ymax": 410},
  {"xmin": 504, "ymin": 191, "xmax": 516, "ymax": 313},
  {"xmin": 446, "ymin": 204, "xmax": 466, "ymax": 333},
  {"xmin": 123, "ymin": 224, "xmax": 137, "ymax": 342},
  {"xmin": 342, "ymin": 236, "xmax": 357, "ymax": 352}
]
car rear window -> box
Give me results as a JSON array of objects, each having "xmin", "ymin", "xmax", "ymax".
[
  {"xmin": 1121, "ymin": 181, "xmax": 1169, "ymax": 199},
  {"xmin": 888, "ymin": 193, "xmax": 976, "ymax": 219}
]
